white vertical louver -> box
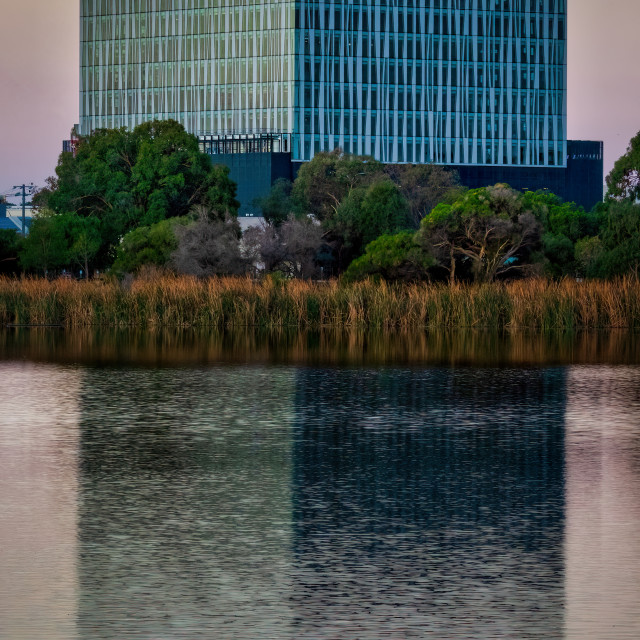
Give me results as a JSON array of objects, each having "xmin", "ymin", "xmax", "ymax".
[
  {"xmin": 294, "ymin": 0, "xmax": 567, "ymax": 167},
  {"xmin": 80, "ymin": 0, "xmax": 567, "ymax": 168},
  {"xmin": 80, "ymin": 0, "xmax": 296, "ymax": 138}
]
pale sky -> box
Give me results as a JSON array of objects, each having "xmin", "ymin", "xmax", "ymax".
[{"xmin": 1, "ymin": 0, "xmax": 639, "ymax": 198}]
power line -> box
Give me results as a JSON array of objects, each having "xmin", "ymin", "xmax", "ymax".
[{"xmin": 11, "ymin": 184, "xmax": 36, "ymax": 236}]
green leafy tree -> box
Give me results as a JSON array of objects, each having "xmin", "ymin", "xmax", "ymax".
[
  {"xmin": 291, "ymin": 149, "xmax": 384, "ymax": 221},
  {"xmin": 419, "ymin": 185, "xmax": 543, "ymax": 283},
  {"xmin": 111, "ymin": 217, "xmax": 189, "ymax": 275},
  {"xmin": 34, "ymin": 120, "xmax": 239, "ymax": 268},
  {"xmin": 385, "ymin": 163, "xmax": 464, "ymax": 227},
  {"xmin": 65, "ymin": 214, "xmax": 102, "ymax": 278},
  {"xmin": 19, "ymin": 211, "xmax": 69, "ymax": 275},
  {"xmin": 343, "ymin": 231, "xmax": 435, "ymax": 283},
  {"xmin": 253, "ymin": 178, "xmax": 295, "ymax": 226},
  {"xmin": 575, "ymin": 236, "xmax": 605, "ymax": 278},
  {"xmin": 607, "ymin": 131, "xmax": 640, "ymax": 201},
  {"xmin": 591, "ymin": 201, "xmax": 640, "ymax": 277},
  {"xmin": 521, "ymin": 191, "xmax": 598, "ymax": 277},
  {"xmin": 330, "ymin": 179, "xmax": 412, "ymax": 267},
  {"xmin": 359, "ymin": 180, "xmax": 412, "ymax": 246}
]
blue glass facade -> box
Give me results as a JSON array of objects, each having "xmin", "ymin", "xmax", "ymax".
[
  {"xmin": 80, "ymin": 0, "xmax": 296, "ymax": 136},
  {"xmin": 81, "ymin": 0, "xmax": 567, "ymax": 169},
  {"xmin": 294, "ymin": 0, "xmax": 566, "ymax": 167}
]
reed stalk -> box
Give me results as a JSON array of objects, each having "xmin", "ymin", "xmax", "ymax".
[{"xmin": 1, "ymin": 275, "xmax": 640, "ymax": 330}]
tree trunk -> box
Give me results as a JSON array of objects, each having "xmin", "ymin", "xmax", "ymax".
[{"xmin": 449, "ymin": 247, "xmax": 456, "ymax": 285}]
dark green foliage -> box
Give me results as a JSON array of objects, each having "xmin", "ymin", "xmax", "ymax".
[
  {"xmin": 569, "ymin": 132, "xmax": 640, "ymax": 278},
  {"xmin": 385, "ymin": 163, "xmax": 465, "ymax": 226},
  {"xmin": 418, "ymin": 185, "xmax": 543, "ymax": 283},
  {"xmin": 65, "ymin": 214, "xmax": 102, "ymax": 278},
  {"xmin": 112, "ymin": 217, "xmax": 189, "ymax": 275},
  {"xmin": 359, "ymin": 180, "xmax": 412, "ymax": 246},
  {"xmin": 343, "ymin": 232, "xmax": 435, "ymax": 283},
  {"xmin": 606, "ymin": 131, "xmax": 640, "ymax": 201},
  {"xmin": 253, "ymin": 178, "xmax": 295, "ymax": 226},
  {"xmin": 575, "ymin": 236, "xmax": 605, "ymax": 278},
  {"xmin": 581, "ymin": 201, "xmax": 640, "ymax": 278},
  {"xmin": 541, "ymin": 232, "xmax": 575, "ymax": 277},
  {"xmin": 329, "ymin": 178, "xmax": 412, "ymax": 267},
  {"xmin": 291, "ymin": 149, "xmax": 384, "ymax": 221},
  {"xmin": 0, "ymin": 229, "xmax": 20, "ymax": 275},
  {"xmin": 521, "ymin": 190, "xmax": 598, "ymax": 277},
  {"xmin": 35, "ymin": 120, "xmax": 239, "ymax": 268},
  {"xmin": 18, "ymin": 211, "xmax": 102, "ymax": 277},
  {"xmin": 289, "ymin": 150, "xmax": 461, "ymax": 274},
  {"xmin": 19, "ymin": 212, "xmax": 69, "ymax": 275}
]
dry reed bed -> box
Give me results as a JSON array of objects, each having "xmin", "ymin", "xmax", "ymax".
[{"xmin": 1, "ymin": 275, "xmax": 639, "ymax": 329}]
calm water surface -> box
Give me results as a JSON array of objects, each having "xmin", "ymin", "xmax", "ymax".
[{"xmin": 1, "ymin": 330, "xmax": 640, "ymax": 639}]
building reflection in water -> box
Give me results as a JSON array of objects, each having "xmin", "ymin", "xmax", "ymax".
[
  {"xmin": 565, "ymin": 366, "xmax": 640, "ymax": 639},
  {"xmin": 292, "ymin": 368, "xmax": 567, "ymax": 639},
  {"xmin": 0, "ymin": 363, "xmax": 81, "ymax": 640},
  {"xmin": 76, "ymin": 367, "xmax": 296, "ymax": 639},
  {"xmin": 3, "ymin": 355, "xmax": 640, "ymax": 639}
]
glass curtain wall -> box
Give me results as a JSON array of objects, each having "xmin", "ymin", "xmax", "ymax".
[
  {"xmin": 80, "ymin": 0, "xmax": 567, "ymax": 168},
  {"xmin": 80, "ymin": 0, "xmax": 296, "ymax": 137},
  {"xmin": 294, "ymin": 0, "xmax": 567, "ymax": 167}
]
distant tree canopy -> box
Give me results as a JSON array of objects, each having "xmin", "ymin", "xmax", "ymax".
[
  {"xmin": 344, "ymin": 185, "xmax": 598, "ymax": 284},
  {"xmin": 564, "ymin": 132, "xmax": 640, "ymax": 279},
  {"xmin": 576, "ymin": 200, "xmax": 640, "ymax": 278},
  {"xmin": 34, "ymin": 120, "xmax": 239, "ymax": 268},
  {"xmin": 252, "ymin": 178, "xmax": 295, "ymax": 227},
  {"xmin": 254, "ymin": 149, "xmax": 462, "ymax": 273},
  {"xmin": 288, "ymin": 149, "xmax": 461, "ymax": 228},
  {"xmin": 18, "ymin": 210, "xmax": 70, "ymax": 275},
  {"xmin": 343, "ymin": 232, "xmax": 435, "ymax": 283},
  {"xmin": 384, "ymin": 163, "xmax": 464, "ymax": 227},
  {"xmin": 15, "ymin": 132, "xmax": 640, "ymax": 283}
]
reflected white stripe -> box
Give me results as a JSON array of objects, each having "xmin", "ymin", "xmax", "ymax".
[
  {"xmin": 564, "ymin": 366, "xmax": 640, "ymax": 639},
  {"xmin": 0, "ymin": 363, "xmax": 81, "ymax": 640}
]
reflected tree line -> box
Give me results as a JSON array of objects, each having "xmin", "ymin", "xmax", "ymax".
[{"xmin": 3, "ymin": 327, "xmax": 640, "ymax": 368}]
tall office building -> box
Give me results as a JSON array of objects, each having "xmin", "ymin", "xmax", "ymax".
[{"xmin": 79, "ymin": 1, "xmax": 602, "ymax": 211}]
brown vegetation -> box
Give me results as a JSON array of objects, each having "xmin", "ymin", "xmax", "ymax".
[
  {"xmin": 3, "ymin": 326, "xmax": 639, "ymax": 368},
  {"xmin": 1, "ymin": 274, "xmax": 640, "ymax": 330}
]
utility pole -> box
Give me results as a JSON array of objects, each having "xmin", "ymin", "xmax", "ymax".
[{"xmin": 12, "ymin": 183, "xmax": 35, "ymax": 236}]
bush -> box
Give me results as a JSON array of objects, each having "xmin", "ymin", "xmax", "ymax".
[{"xmin": 343, "ymin": 232, "xmax": 434, "ymax": 283}]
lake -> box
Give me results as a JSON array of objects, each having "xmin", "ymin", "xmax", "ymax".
[{"xmin": 1, "ymin": 329, "xmax": 639, "ymax": 639}]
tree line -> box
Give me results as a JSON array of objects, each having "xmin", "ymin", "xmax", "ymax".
[{"xmin": 2, "ymin": 120, "xmax": 640, "ymax": 283}]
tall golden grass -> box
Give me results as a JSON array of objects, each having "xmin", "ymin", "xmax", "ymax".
[{"xmin": 1, "ymin": 274, "xmax": 640, "ymax": 329}]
